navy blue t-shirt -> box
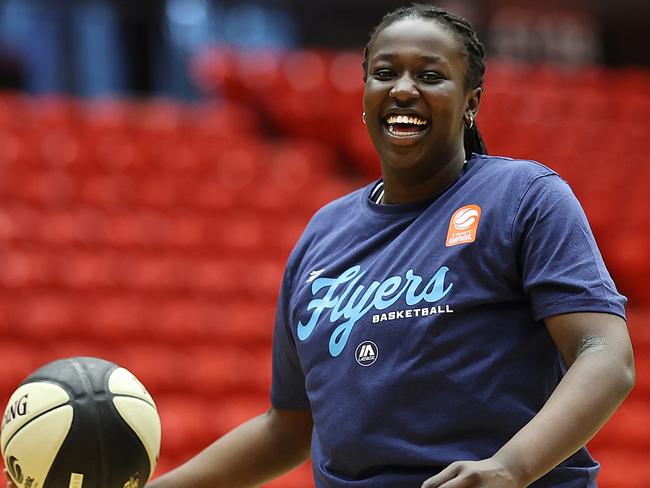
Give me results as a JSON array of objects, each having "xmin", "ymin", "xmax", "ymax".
[{"xmin": 271, "ymin": 154, "xmax": 627, "ymax": 488}]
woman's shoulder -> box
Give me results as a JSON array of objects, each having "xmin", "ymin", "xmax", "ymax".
[
  {"xmin": 307, "ymin": 184, "xmax": 371, "ymax": 225},
  {"xmin": 470, "ymin": 153, "xmax": 572, "ymax": 197},
  {"xmin": 285, "ymin": 184, "xmax": 372, "ymax": 262},
  {"xmin": 473, "ymin": 153, "xmax": 559, "ymax": 180}
]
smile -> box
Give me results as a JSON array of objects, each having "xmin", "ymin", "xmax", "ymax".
[{"xmin": 382, "ymin": 114, "xmax": 430, "ymax": 143}]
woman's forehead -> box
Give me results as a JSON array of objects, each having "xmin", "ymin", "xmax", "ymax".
[{"xmin": 368, "ymin": 17, "xmax": 464, "ymax": 64}]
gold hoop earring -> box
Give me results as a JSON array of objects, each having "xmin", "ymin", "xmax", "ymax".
[
  {"xmin": 464, "ymin": 114, "xmax": 474, "ymax": 130},
  {"xmin": 362, "ymin": 112, "xmax": 367, "ymax": 125}
]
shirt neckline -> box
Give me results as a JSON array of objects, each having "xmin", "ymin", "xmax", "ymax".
[{"xmin": 362, "ymin": 154, "xmax": 479, "ymax": 217}]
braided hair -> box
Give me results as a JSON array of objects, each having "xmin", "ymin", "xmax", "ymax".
[{"xmin": 363, "ymin": 3, "xmax": 488, "ymax": 157}]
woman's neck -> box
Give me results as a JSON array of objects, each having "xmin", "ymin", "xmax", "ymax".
[{"xmin": 380, "ymin": 153, "xmax": 467, "ymax": 205}]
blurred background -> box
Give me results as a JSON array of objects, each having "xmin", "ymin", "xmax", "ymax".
[{"xmin": 0, "ymin": 0, "xmax": 648, "ymax": 487}]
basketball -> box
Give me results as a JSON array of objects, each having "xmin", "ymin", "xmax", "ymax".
[{"xmin": 0, "ymin": 357, "xmax": 161, "ymax": 488}]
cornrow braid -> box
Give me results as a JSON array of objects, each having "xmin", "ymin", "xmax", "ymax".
[{"xmin": 363, "ymin": 3, "xmax": 488, "ymax": 157}]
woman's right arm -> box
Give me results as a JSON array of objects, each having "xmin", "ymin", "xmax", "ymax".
[
  {"xmin": 147, "ymin": 407, "xmax": 313, "ymax": 488},
  {"xmin": 3, "ymin": 409, "xmax": 312, "ymax": 488}
]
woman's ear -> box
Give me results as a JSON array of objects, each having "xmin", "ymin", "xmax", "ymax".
[{"xmin": 466, "ymin": 87, "xmax": 482, "ymax": 117}]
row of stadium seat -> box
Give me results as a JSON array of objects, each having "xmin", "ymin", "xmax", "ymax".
[
  {"xmin": 191, "ymin": 48, "xmax": 650, "ymax": 169},
  {"xmin": 0, "ymin": 254, "xmax": 284, "ymax": 297},
  {"xmin": 2, "ymin": 60, "xmax": 646, "ymax": 187},
  {"xmin": 0, "ymin": 95, "xmax": 261, "ymax": 138},
  {"xmin": 1, "ymin": 59, "xmax": 648, "ymax": 486},
  {"xmin": 0, "ymin": 134, "xmax": 338, "ymax": 184},
  {"xmin": 0, "ymin": 176, "xmax": 349, "ymax": 215},
  {"xmin": 192, "ymin": 48, "xmax": 650, "ymax": 116},
  {"xmin": 0, "ymin": 206, "xmax": 307, "ymax": 251},
  {"xmin": 0, "ymin": 299, "xmax": 277, "ymax": 345}
]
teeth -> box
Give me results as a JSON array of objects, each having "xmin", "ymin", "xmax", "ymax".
[
  {"xmin": 388, "ymin": 125, "xmax": 424, "ymax": 136},
  {"xmin": 385, "ymin": 114, "xmax": 428, "ymax": 126}
]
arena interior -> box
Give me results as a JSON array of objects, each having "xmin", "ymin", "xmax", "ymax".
[{"xmin": 0, "ymin": 1, "xmax": 648, "ymax": 486}]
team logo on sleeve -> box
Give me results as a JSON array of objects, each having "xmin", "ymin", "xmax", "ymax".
[{"xmin": 446, "ymin": 205, "xmax": 482, "ymax": 247}]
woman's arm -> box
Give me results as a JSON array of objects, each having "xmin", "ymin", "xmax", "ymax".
[
  {"xmin": 2, "ymin": 408, "xmax": 312, "ymax": 488},
  {"xmin": 147, "ymin": 407, "xmax": 313, "ymax": 488},
  {"xmin": 422, "ymin": 312, "xmax": 635, "ymax": 488},
  {"xmin": 495, "ymin": 312, "xmax": 635, "ymax": 484}
]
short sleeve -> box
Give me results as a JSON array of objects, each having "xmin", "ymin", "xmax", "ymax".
[
  {"xmin": 270, "ymin": 267, "xmax": 311, "ymax": 410},
  {"xmin": 514, "ymin": 174, "xmax": 627, "ymax": 322}
]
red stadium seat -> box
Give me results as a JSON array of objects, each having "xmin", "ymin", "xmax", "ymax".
[
  {"xmin": 204, "ymin": 299, "xmax": 276, "ymax": 346},
  {"xmin": 0, "ymin": 129, "xmax": 30, "ymax": 168},
  {"xmin": 132, "ymin": 99, "xmax": 189, "ymax": 146},
  {"xmin": 190, "ymin": 257, "xmax": 241, "ymax": 296},
  {"xmin": 219, "ymin": 213, "xmax": 266, "ymax": 255},
  {"xmin": 344, "ymin": 118, "xmax": 381, "ymax": 179},
  {"xmin": 123, "ymin": 255, "xmax": 194, "ymax": 293},
  {"xmin": 24, "ymin": 95, "xmax": 80, "ymax": 132},
  {"xmin": 156, "ymin": 395, "xmax": 217, "ymax": 456},
  {"xmin": 45, "ymin": 341, "xmax": 118, "ymax": 366},
  {"xmin": 81, "ymin": 296, "xmax": 148, "ymax": 342},
  {"xmin": 185, "ymin": 345, "xmax": 271, "ymax": 397},
  {"xmin": 631, "ymin": 354, "xmax": 650, "ymax": 398},
  {"xmin": 113, "ymin": 344, "xmax": 188, "ymax": 395},
  {"xmin": 57, "ymin": 250, "xmax": 117, "ymax": 289},
  {"xmin": 188, "ymin": 178, "xmax": 237, "ymax": 212},
  {"xmin": 212, "ymin": 143, "xmax": 265, "ymax": 192},
  {"xmin": 137, "ymin": 176, "xmax": 181, "ymax": 209},
  {"xmin": 142, "ymin": 298, "xmax": 218, "ymax": 345},
  {"xmin": 591, "ymin": 450, "xmax": 650, "ymax": 488},
  {"xmin": 79, "ymin": 174, "xmax": 137, "ymax": 209},
  {"xmin": 233, "ymin": 49, "xmax": 285, "ymax": 100},
  {"xmin": 166, "ymin": 212, "xmax": 206, "ymax": 249},
  {"xmin": 0, "ymin": 204, "xmax": 40, "ymax": 243},
  {"xmin": 0, "ymin": 248, "xmax": 56, "ymax": 289},
  {"xmin": 190, "ymin": 101, "xmax": 261, "ymax": 141},
  {"xmin": 11, "ymin": 294, "xmax": 78, "ymax": 340},
  {"xmin": 591, "ymin": 399, "xmax": 650, "ymax": 450},
  {"xmin": 92, "ymin": 134, "xmax": 149, "ymax": 174},
  {"xmin": 0, "ymin": 92, "xmax": 30, "ymax": 130},
  {"xmin": 0, "ymin": 342, "xmax": 43, "ymax": 399},
  {"xmin": 628, "ymin": 309, "xmax": 650, "ymax": 351},
  {"xmin": 208, "ymin": 394, "xmax": 269, "ymax": 438}
]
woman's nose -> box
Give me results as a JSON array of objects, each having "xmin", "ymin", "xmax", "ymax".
[{"xmin": 389, "ymin": 74, "xmax": 419, "ymax": 101}]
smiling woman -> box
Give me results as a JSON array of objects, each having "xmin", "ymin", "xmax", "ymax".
[
  {"xmin": 364, "ymin": 7, "xmax": 486, "ymax": 182},
  {"xmin": 135, "ymin": 4, "xmax": 634, "ymax": 488},
  {"xmin": 361, "ymin": 6, "xmax": 487, "ymax": 204}
]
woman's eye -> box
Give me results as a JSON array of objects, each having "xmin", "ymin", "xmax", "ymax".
[
  {"xmin": 373, "ymin": 69, "xmax": 394, "ymax": 80},
  {"xmin": 420, "ymin": 72, "xmax": 444, "ymax": 83}
]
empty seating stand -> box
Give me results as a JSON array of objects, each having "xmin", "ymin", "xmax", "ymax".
[{"xmin": 0, "ymin": 55, "xmax": 648, "ymax": 487}]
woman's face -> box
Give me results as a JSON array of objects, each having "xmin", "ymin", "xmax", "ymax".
[{"xmin": 363, "ymin": 17, "xmax": 479, "ymax": 174}]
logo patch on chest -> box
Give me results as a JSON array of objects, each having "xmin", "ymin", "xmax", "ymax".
[
  {"xmin": 446, "ymin": 204, "xmax": 482, "ymax": 247},
  {"xmin": 355, "ymin": 341, "xmax": 378, "ymax": 366}
]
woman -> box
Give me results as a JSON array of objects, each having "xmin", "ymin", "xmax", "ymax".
[{"xmin": 8, "ymin": 4, "xmax": 633, "ymax": 488}]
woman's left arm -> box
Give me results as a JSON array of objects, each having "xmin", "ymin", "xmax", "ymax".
[{"xmin": 422, "ymin": 312, "xmax": 635, "ymax": 488}]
